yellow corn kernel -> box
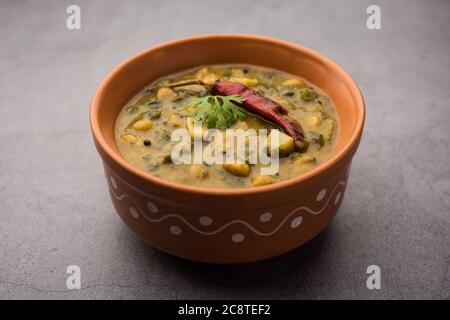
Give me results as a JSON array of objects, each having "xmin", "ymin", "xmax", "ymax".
[
  {"xmin": 156, "ymin": 87, "xmax": 177, "ymax": 101},
  {"xmin": 190, "ymin": 165, "xmax": 208, "ymax": 179},
  {"xmin": 322, "ymin": 118, "xmax": 336, "ymax": 140},
  {"xmin": 167, "ymin": 114, "xmax": 185, "ymax": 128},
  {"xmin": 132, "ymin": 119, "xmax": 153, "ymax": 131},
  {"xmin": 196, "ymin": 68, "xmax": 218, "ymax": 85},
  {"xmin": 282, "ymin": 78, "xmax": 305, "ymax": 87},
  {"xmin": 228, "ymin": 77, "xmax": 258, "ymax": 87},
  {"xmin": 230, "ymin": 68, "xmax": 245, "ymax": 77},
  {"xmin": 308, "ymin": 115, "xmax": 322, "ymax": 126},
  {"xmin": 268, "ymin": 130, "xmax": 294, "ymax": 157},
  {"xmin": 271, "ymin": 97, "xmax": 293, "ymax": 110},
  {"xmin": 196, "ymin": 67, "xmax": 210, "ymax": 79},
  {"xmin": 222, "ymin": 163, "xmax": 251, "ymax": 177},
  {"xmin": 291, "ymin": 155, "xmax": 316, "ymax": 164},
  {"xmin": 203, "ymin": 74, "xmax": 218, "ymax": 85},
  {"xmin": 233, "ymin": 120, "xmax": 249, "ymax": 130},
  {"xmin": 251, "ymin": 175, "xmax": 274, "ymax": 187},
  {"xmin": 186, "ymin": 117, "xmax": 208, "ymax": 139},
  {"xmin": 120, "ymin": 134, "xmax": 139, "ymax": 144}
]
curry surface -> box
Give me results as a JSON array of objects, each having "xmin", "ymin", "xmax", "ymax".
[{"xmin": 115, "ymin": 64, "xmax": 339, "ymax": 188}]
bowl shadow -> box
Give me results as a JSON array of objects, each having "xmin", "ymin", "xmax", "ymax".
[{"xmin": 126, "ymin": 222, "xmax": 336, "ymax": 299}]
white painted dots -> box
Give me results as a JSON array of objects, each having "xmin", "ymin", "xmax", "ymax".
[
  {"xmin": 146, "ymin": 201, "xmax": 158, "ymax": 213},
  {"xmin": 316, "ymin": 189, "xmax": 327, "ymax": 202},
  {"xmin": 110, "ymin": 176, "xmax": 117, "ymax": 189},
  {"xmin": 259, "ymin": 212, "xmax": 272, "ymax": 223},
  {"xmin": 334, "ymin": 192, "xmax": 342, "ymax": 205},
  {"xmin": 129, "ymin": 206, "xmax": 139, "ymax": 219},
  {"xmin": 199, "ymin": 216, "xmax": 213, "ymax": 226},
  {"xmin": 231, "ymin": 233, "xmax": 245, "ymax": 243},
  {"xmin": 290, "ymin": 216, "xmax": 303, "ymax": 229},
  {"xmin": 170, "ymin": 225, "xmax": 181, "ymax": 236},
  {"xmin": 112, "ymin": 174, "xmax": 348, "ymax": 241}
]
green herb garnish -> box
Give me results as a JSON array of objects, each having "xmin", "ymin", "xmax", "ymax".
[
  {"xmin": 305, "ymin": 131, "xmax": 324, "ymax": 148},
  {"xmin": 162, "ymin": 154, "xmax": 173, "ymax": 164},
  {"xmin": 186, "ymin": 95, "xmax": 246, "ymax": 130},
  {"xmin": 300, "ymin": 87, "xmax": 318, "ymax": 102}
]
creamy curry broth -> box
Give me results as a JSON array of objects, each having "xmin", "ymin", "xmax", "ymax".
[{"xmin": 115, "ymin": 65, "xmax": 339, "ymax": 188}]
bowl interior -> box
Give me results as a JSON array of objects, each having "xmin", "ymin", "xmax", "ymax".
[{"xmin": 92, "ymin": 35, "xmax": 364, "ymax": 188}]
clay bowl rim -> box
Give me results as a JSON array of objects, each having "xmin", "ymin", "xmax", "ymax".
[{"xmin": 90, "ymin": 34, "xmax": 365, "ymax": 197}]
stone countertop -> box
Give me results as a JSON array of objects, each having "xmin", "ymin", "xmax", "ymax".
[{"xmin": 0, "ymin": 0, "xmax": 449, "ymax": 299}]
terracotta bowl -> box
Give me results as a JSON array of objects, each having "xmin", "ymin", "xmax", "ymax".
[{"xmin": 90, "ymin": 34, "xmax": 365, "ymax": 263}]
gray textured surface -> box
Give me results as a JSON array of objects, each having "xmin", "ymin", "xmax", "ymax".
[{"xmin": 0, "ymin": 0, "xmax": 449, "ymax": 300}]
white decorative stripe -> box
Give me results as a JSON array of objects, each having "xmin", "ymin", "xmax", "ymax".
[
  {"xmin": 107, "ymin": 176, "xmax": 346, "ymax": 237},
  {"xmin": 288, "ymin": 181, "xmax": 346, "ymax": 216},
  {"xmin": 105, "ymin": 167, "xmax": 204, "ymax": 208}
]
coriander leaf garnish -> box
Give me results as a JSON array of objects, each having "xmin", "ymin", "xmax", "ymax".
[{"xmin": 186, "ymin": 95, "xmax": 247, "ymax": 130}]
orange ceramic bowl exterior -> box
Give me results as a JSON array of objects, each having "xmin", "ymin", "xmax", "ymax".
[{"xmin": 90, "ymin": 34, "xmax": 365, "ymax": 263}]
